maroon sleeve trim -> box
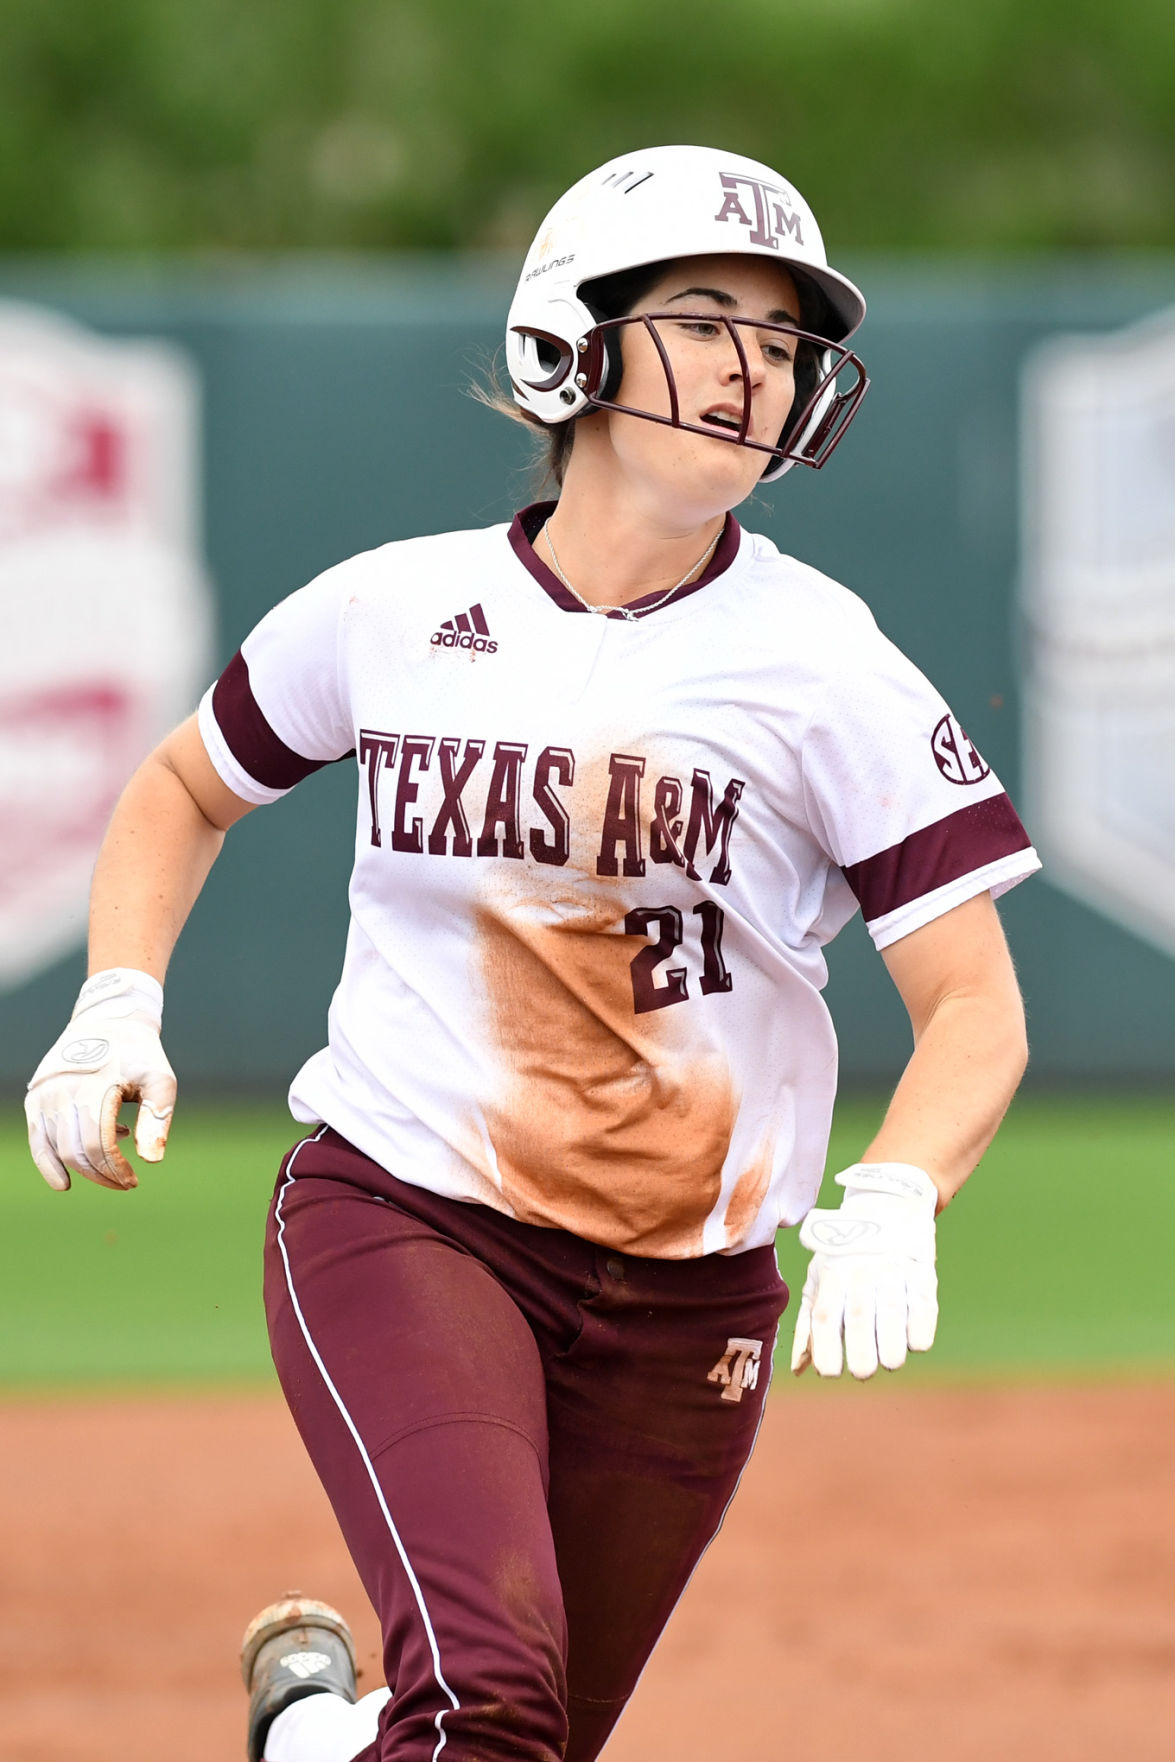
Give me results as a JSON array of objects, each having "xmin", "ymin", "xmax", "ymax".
[
  {"xmin": 211, "ymin": 650, "xmax": 331, "ymax": 790},
  {"xmin": 842, "ymin": 794, "xmax": 1033, "ymax": 922}
]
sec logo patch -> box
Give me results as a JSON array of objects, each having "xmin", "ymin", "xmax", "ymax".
[{"xmin": 931, "ymin": 714, "xmax": 990, "ymax": 785}]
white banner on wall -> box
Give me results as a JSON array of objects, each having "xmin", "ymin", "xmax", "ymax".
[
  {"xmin": 1021, "ymin": 307, "xmax": 1175, "ymax": 959},
  {"xmin": 0, "ymin": 304, "xmax": 214, "ymax": 991}
]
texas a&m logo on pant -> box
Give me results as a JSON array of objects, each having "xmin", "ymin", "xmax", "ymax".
[{"xmin": 707, "ymin": 1337, "xmax": 763, "ymax": 1404}]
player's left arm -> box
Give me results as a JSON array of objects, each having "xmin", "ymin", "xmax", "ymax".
[
  {"xmin": 791, "ymin": 890, "xmax": 1027, "ymax": 1379},
  {"xmin": 865, "ymin": 888, "xmax": 1028, "ymax": 1209}
]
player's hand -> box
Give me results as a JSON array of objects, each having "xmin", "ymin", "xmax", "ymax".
[
  {"xmin": 790, "ymin": 1162, "xmax": 938, "ymax": 1380},
  {"xmin": 25, "ymin": 968, "xmax": 176, "ymax": 1192}
]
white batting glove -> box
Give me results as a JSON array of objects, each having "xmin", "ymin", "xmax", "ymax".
[
  {"xmin": 25, "ymin": 968, "xmax": 176, "ymax": 1193},
  {"xmin": 790, "ymin": 1162, "xmax": 939, "ymax": 1380}
]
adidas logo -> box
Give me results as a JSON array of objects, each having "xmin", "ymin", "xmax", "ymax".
[{"xmin": 430, "ymin": 602, "xmax": 498, "ymax": 654}]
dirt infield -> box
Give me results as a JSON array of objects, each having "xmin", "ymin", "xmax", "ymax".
[{"xmin": 3, "ymin": 1381, "xmax": 1173, "ymax": 1762}]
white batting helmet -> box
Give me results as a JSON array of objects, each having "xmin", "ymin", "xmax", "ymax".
[{"xmin": 505, "ymin": 144, "xmax": 869, "ymax": 480}]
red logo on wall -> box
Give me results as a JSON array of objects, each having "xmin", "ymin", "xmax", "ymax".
[
  {"xmin": 0, "ymin": 304, "xmax": 214, "ymax": 989},
  {"xmin": 931, "ymin": 714, "xmax": 991, "ymax": 785}
]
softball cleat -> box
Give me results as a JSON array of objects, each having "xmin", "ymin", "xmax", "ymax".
[{"xmin": 240, "ymin": 1593, "xmax": 358, "ymax": 1761}]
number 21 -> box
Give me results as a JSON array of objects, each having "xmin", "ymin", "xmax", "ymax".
[{"xmin": 623, "ymin": 902, "xmax": 732, "ymax": 1014}]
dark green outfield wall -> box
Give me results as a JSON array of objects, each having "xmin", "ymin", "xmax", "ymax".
[{"xmin": 3, "ymin": 256, "xmax": 1175, "ymax": 1087}]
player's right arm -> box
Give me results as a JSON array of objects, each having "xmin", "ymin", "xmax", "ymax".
[
  {"xmin": 88, "ymin": 714, "xmax": 256, "ymax": 981},
  {"xmin": 29, "ymin": 558, "xmax": 360, "ymax": 1193},
  {"xmin": 28, "ymin": 554, "xmax": 356, "ymax": 1195},
  {"xmin": 25, "ymin": 715, "xmax": 255, "ymax": 1194}
]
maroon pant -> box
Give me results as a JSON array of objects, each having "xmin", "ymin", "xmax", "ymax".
[{"xmin": 265, "ymin": 1127, "xmax": 788, "ymax": 1762}]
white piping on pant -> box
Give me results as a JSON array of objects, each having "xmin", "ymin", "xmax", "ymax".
[{"xmin": 275, "ymin": 1132, "xmax": 460, "ymax": 1761}]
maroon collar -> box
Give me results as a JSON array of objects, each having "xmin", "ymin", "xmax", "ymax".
[{"xmin": 507, "ymin": 502, "xmax": 741, "ymax": 619}]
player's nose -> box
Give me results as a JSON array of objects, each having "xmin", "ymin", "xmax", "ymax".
[{"xmin": 718, "ymin": 330, "xmax": 765, "ymax": 389}]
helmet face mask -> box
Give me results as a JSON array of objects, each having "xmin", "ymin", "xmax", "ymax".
[
  {"xmin": 577, "ymin": 312, "xmax": 868, "ymax": 477},
  {"xmin": 506, "ymin": 145, "xmax": 870, "ymax": 481}
]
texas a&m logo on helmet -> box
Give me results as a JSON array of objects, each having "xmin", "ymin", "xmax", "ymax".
[{"xmin": 713, "ymin": 171, "xmax": 805, "ymax": 250}]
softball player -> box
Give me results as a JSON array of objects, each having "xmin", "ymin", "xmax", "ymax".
[{"xmin": 26, "ymin": 145, "xmax": 1038, "ymax": 1762}]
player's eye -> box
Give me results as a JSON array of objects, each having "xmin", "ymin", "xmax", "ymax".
[
  {"xmin": 752, "ymin": 329, "xmax": 796, "ymax": 364},
  {"xmin": 675, "ymin": 320, "xmax": 723, "ymax": 339}
]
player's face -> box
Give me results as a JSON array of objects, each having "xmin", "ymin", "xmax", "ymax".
[{"xmin": 603, "ymin": 254, "xmax": 803, "ymax": 512}]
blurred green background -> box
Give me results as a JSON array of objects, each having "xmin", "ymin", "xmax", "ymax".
[
  {"xmin": 2, "ymin": 0, "xmax": 1172, "ymax": 256},
  {"xmin": 2, "ymin": 0, "xmax": 1172, "ymax": 1392}
]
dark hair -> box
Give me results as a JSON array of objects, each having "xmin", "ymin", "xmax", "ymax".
[{"xmin": 474, "ymin": 258, "xmax": 833, "ymax": 491}]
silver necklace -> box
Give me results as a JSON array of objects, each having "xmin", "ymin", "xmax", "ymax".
[{"xmin": 541, "ymin": 520, "xmax": 721, "ymax": 623}]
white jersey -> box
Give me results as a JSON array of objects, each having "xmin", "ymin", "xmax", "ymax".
[{"xmin": 199, "ymin": 505, "xmax": 1039, "ymax": 1258}]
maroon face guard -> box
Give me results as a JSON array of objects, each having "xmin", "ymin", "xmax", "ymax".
[{"xmin": 575, "ymin": 313, "xmax": 869, "ymax": 471}]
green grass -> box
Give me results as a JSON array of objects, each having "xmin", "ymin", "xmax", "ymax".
[
  {"xmin": 1, "ymin": 1094, "xmax": 1173, "ymax": 1390},
  {"xmin": 0, "ymin": 1102, "xmax": 294, "ymax": 1388}
]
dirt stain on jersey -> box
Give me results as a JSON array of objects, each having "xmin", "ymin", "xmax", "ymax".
[
  {"xmin": 722, "ymin": 1137, "xmax": 775, "ymax": 1249},
  {"xmin": 474, "ymin": 881, "xmax": 736, "ymax": 1258}
]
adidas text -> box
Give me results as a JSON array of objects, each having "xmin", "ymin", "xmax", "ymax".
[
  {"xmin": 432, "ymin": 601, "xmax": 498, "ymax": 654},
  {"xmin": 431, "ymin": 630, "xmax": 498, "ymax": 653}
]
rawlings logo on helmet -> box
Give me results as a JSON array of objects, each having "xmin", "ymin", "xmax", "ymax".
[{"xmin": 524, "ymin": 254, "xmax": 575, "ymax": 283}]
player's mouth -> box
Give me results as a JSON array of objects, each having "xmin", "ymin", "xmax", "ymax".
[{"xmin": 699, "ymin": 405, "xmax": 750, "ymax": 436}]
